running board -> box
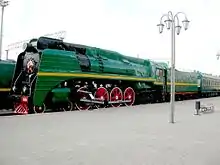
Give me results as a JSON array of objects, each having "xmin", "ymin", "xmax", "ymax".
[
  {"xmin": 80, "ymin": 98, "xmax": 131, "ymax": 104},
  {"xmin": 80, "ymin": 99, "xmax": 105, "ymax": 104},
  {"xmin": 108, "ymin": 100, "xmax": 131, "ymax": 104}
]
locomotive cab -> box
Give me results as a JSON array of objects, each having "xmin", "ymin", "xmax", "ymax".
[{"xmin": 10, "ymin": 42, "xmax": 40, "ymax": 114}]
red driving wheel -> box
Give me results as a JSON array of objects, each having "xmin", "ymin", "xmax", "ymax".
[
  {"xmin": 110, "ymin": 87, "xmax": 123, "ymax": 107},
  {"xmin": 94, "ymin": 87, "xmax": 109, "ymax": 108},
  {"xmin": 123, "ymin": 87, "xmax": 135, "ymax": 106},
  {"xmin": 75, "ymin": 86, "xmax": 91, "ymax": 110}
]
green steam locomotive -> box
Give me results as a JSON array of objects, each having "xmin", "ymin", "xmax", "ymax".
[{"xmin": 8, "ymin": 36, "xmax": 220, "ymax": 114}]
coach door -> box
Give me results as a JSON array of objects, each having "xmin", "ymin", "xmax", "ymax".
[
  {"xmin": 163, "ymin": 69, "xmax": 167, "ymax": 95},
  {"xmin": 156, "ymin": 68, "xmax": 167, "ymax": 101}
]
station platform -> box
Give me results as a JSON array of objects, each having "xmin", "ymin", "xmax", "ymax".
[
  {"xmin": 0, "ymin": 97, "xmax": 220, "ymax": 165},
  {"xmin": 0, "ymin": 109, "xmax": 15, "ymax": 116}
]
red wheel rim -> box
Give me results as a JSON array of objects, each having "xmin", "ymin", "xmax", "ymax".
[
  {"xmin": 94, "ymin": 87, "xmax": 109, "ymax": 108},
  {"xmin": 95, "ymin": 87, "xmax": 109, "ymax": 101},
  {"xmin": 110, "ymin": 87, "xmax": 123, "ymax": 107},
  {"xmin": 75, "ymin": 86, "xmax": 91, "ymax": 110},
  {"xmin": 124, "ymin": 87, "xmax": 135, "ymax": 106}
]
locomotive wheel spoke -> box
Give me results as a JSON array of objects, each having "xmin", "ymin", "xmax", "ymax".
[
  {"xmin": 94, "ymin": 87, "xmax": 109, "ymax": 108},
  {"xmin": 33, "ymin": 103, "xmax": 46, "ymax": 113},
  {"xmin": 124, "ymin": 87, "xmax": 135, "ymax": 106},
  {"xmin": 75, "ymin": 86, "xmax": 91, "ymax": 111},
  {"xmin": 110, "ymin": 87, "xmax": 123, "ymax": 107}
]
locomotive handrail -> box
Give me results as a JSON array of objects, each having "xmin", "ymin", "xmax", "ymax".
[
  {"xmin": 29, "ymin": 74, "xmax": 37, "ymax": 86},
  {"xmin": 12, "ymin": 71, "xmax": 22, "ymax": 87}
]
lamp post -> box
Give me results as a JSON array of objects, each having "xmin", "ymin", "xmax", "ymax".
[
  {"xmin": 0, "ymin": 0, "xmax": 9, "ymax": 60},
  {"xmin": 157, "ymin": 11, "xmax": 190, "ymax": 123}
]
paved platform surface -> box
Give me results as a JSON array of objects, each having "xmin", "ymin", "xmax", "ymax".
[{"xmin": 0, "ymin": 97, "xmax": 220, "ymax": 165}]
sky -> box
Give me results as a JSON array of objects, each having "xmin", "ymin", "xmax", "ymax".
[{"xmin": 1, "ymin": 0, "xmax": 220, "ymax": 75}]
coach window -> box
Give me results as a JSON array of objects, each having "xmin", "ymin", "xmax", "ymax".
[
  {"xmin": 156, "ymin": 69, "xmax": 159, "ymax": 76},
  {"xmin": 204, "ymin": 79, "xmax": 207, "ymax": 86},
  {"xmin": 189, "ymin": 75, "xmax": 192, "ymax": 82},
  {"xmin": 188, "ymin": 75, "xmax": 192, "ymax": 81},
  {"xmin": 156, "ymin": 68, "xmax": 162, "ymax": 76}
]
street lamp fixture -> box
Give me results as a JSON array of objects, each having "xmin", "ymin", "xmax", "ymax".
[
  {"xmin": 175, "ymin": 25, "xmax": 181, "ymax": 35},
  {"xmin": 164, "ymin": 19, "xmax": 172, "ymax": 30},
  {"xmin": 182, "ymin": 19, "xmax": 190, "ymax": 30},
  {"xmin": 157, "ymin": 23, "xmax": 164, "ymax": 34},
  {"xmin": 0, "ymin": 0, "xmax": 9, "ymax": 7},
  {"xmin": 157, "ymin": 11, "xmax": 190, "ymax": 123}
]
